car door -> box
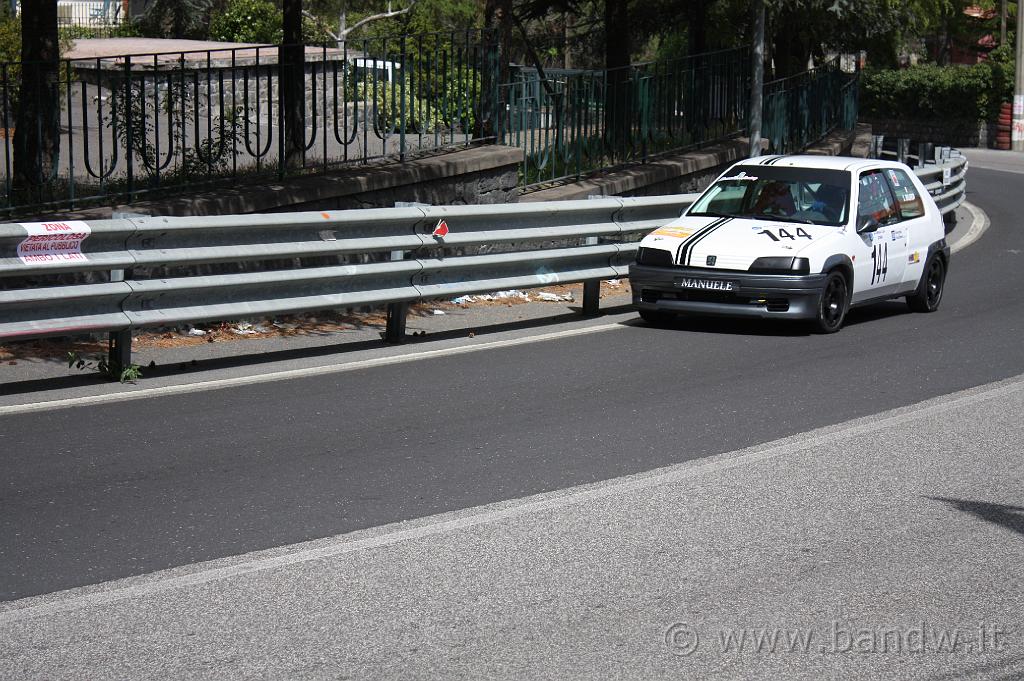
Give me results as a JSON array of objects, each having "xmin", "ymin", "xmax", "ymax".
[
  {"xmin": 851, "ymin": 169, "xmax": 907, "ymax": 303},
  {"xmin": 881, "ymin": 167, "xmax": 929, "ymax": 292}
]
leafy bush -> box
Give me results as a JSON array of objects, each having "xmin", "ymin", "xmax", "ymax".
[
  {"xmin": 60, "ymin": 24, "xmax": 100, "ymax": 40},
  {"xmin": 349, "ymin": 68, "xmax": 480, "ymax": 134},
  {"xmin": 109, "ymin": 19, "xmax": 145, "ymax": 38},
  {"xmin": 138, "ymin": 0, "xmax": 214, "ymax": 39},
  {"xmin": 210, "ymin": 0, "xmax": 331, "ymax": 45},
  {"xmin": 0, "ymin": 15, "xmax": 21, "ymax": 125},
  {"xmin": 861, "ymin": 59, "xmax": 1013, "ymax": 124},
  {"xmin": 210, "ymin": 0, "xmax": 282, "ymax": 43}
]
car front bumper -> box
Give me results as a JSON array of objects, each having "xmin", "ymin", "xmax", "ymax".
[{"xmin": 629, "ymin": 263, "xmax": 829, "ymax": 320}]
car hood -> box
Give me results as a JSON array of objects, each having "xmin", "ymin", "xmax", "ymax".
[{"xmin": 638, "ymin": 216, "xmax": 841, "ymax": 270}]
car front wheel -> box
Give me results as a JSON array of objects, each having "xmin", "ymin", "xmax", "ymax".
[
  {"xmin": 906, "ymin": 254, "xmax": 946, "ymax": 313},
  {"xmin": 813, "ymin": 270, "xmax": 849, "ymax": 333}
]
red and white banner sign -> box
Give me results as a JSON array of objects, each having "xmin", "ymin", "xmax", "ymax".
[
  {"xmin": 17, "ymin": 221, "xmax": 92, "ymax": 265},
  {"xmin": 432, "ymin": 219, "xmax": 450, "ymax": 238}
]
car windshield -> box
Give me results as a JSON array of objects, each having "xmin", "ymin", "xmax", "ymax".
[{"xmin": 688, "ymin": 165, "xmax": 851, "ymax": 226}]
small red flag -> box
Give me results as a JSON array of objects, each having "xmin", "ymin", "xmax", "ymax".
[{"xmin": 432, "ymin": 219, "xmax": 449, "ymax": 238}]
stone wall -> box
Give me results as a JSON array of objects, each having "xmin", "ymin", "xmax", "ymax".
[
  {"xmin": 519, "ymin": 124, "xmax": 870, "ymax": 203},
  {"xmin": 519, "ymin": 139, "xmax": 751, "ymax": 203},
  {"xmin": 59, "ymin": 145, "xmax": 522, "ymax": 219}
]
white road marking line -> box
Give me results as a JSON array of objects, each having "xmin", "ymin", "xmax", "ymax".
[
  {"xmin": 3, "ymin": 372, "xmax": 1023, "ymax": 623},
  {"xmin": 0, "ymin": 323, "xmax": 627, "ymax": 417},
  {"xmin": 950, "ymin": 201, "xmax": 989, "ymax": 254}
]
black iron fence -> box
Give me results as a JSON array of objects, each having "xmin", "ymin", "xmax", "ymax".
[
  {"xmin": 499, "ymin": 48, "xmax": 751, "ymax": 189},
  {"xmin": 761, "ymin": 57, "xmax": 859, "ymax": 154},
  {"xmin": 0, "ymin": 34, "xmax": 860, "ymax": 215},
  {"xmin": 0, "ymin": 30, "xmax": 496, "ymax": 215}
]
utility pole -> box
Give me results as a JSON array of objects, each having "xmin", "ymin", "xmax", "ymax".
[
  {"xmin": 1015, "ymin": 0, "xmax": 1024, "ymax": 151},
  {"xmin": 748, "ymin": 0, "xmax": 765, "ymax": 157}
]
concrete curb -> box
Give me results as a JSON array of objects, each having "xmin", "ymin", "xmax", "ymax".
[{"xmin": 949, "ymin": 201, "xmax": 989, "ymax": 255}]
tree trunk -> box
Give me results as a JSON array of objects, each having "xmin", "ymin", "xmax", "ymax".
[
  {"xmin": 687, "ymin": 0, "xmax": 709, "ymax": 56},
  {"xmin": 604, "ymin": 0, "xmax": 631, "ymax": 152},
  {"xmin": 281, "ymin": 0, "xmax": 305, "ymax": 170},
  {"xmin": 13, "ymin": 0, "xmax": 60, "ymax": 199},
  {"xmin": 337, "ymin": 2, "xmax": 347, "ymax": 50},
  {"xmin": 476, "ymin": 0, "xmax": 512, "ymax": 138}
]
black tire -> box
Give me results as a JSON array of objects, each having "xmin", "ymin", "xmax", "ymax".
[
  {"xmin": 638, "ymin": 308, "xmax": 676, "ymax": 326},
  {"xmin": 813, "ymin": 270, "xmax": 849, "ymax": 333},
  {"xmin": 907, "ymin": 254, "xmax": 946, "ymax": 312}
]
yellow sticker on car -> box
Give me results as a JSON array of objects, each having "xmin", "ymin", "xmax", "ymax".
[{"xmin": 652, "ymin": 227, "xmax": 696, "ymax": 238}]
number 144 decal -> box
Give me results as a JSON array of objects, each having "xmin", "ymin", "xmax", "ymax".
[
  {"xmin": 871, "ymin": 242, "xmax": 888, "ymax": 284},
  {"xmin": 758, "ymin": 227, "xmax": 812, "ymax": 242}
]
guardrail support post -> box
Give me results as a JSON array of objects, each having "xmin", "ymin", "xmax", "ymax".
[
  {"xmin": 582, "ymin": 235, "xmax": 600, "ymax": 316},
  {"xmin": 896, "ymin": 138, "xmax": 910, "ymax": 164},
  {"xmin": 582, "ymin": 280, "xmax": 600, "ymax": 316},
  {"xmin": 108, "ymin": 268, "xmax": 133, "ymax": 371},
  {"xmin": 385, "ymin": 250, "xmax": 408, "ymax": 343},
  {"xmin": 108, "ymin": 330, "xmax": 132, "ymax": 371},
  {"xmin": 919, "ymin": 142, "xmax": 934, "ymax": 167},
  {"xmin": 870, "ymin": 134, "xmax": 884, "ymax": 159}
]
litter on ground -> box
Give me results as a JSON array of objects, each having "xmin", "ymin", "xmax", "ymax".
[{"xmin": 536, "ymin": 291, "xmax": 574, "ymax": 302}]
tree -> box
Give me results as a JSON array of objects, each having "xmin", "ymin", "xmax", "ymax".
[
  {"xmin": 13, "ymin": 0, "xmax": 59, "ymax": 197},
  {"xmin": 282, "ymin": 0, "xmax": 305, "ymax": 168},
  {"xmin": 303, "ymin": 0, "xmax": 419, "ymax": 51},
  {"xmin": 478, "ymin": 0, "xmax": 513, "ymax": 138},
  {"xmin": 139, "ymin": 0, "xmax": 214, "ymax": 39}
]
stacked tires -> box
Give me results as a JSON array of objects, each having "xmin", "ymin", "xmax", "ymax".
[{"xmin": 995, "ymin": 101, "xmax": 1012, "ymax": 150}]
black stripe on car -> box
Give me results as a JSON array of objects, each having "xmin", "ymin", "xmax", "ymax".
[
  {"xmin": 676, "ymin": 218, "xmax": 728, "ymax": 265},
  {"xmin": 685, "ymin": 218, "xmax": 732, "ymax": 266}
]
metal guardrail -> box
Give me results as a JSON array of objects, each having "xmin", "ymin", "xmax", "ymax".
[
  {"xmin": 915, "ymin": 154, "xmax": 968, "ymax": 216},
  {"xmin": 0, "ymin": 157, "xmax": 967, "ymax": 369}
]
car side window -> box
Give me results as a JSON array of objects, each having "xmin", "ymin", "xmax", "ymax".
[
  {"xmin": 884, "ymin": 168, "xmax": 925, "ymax": 219},
  {"xmin": 857, "ymin": 171, "xmax": 900, "ymax": 226}
]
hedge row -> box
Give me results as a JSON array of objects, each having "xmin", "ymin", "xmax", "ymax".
[{"xmin": 861, "ymin": 53, "xmax": 1014, "ymax": 124}]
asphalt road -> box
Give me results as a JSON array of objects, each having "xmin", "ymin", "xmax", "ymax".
[
  {"xmin": 1, "ymin": 160, "xmax": 1023, "ymax": 678},
  {"xmin": 3, "ymin": 373, "xmax": 1023, "ymax": 679}
]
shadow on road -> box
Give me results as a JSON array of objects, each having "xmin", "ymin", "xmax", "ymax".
[
  {"xmin": 631, "ymin": 299, "xmax": 913, "ymax": 337},
  {"xmin": 0, "ymin": 304, "xmax": 637, "ymax": 397},
  {"xmin": 927, "ymin": 496, "xmax": 1024, "ymax": 537},
  {"xmin": 926, "ymin": 651, "xmax": 1024, "ymax": 681}
]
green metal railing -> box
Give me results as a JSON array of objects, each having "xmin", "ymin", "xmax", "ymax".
[
  {"xmin": 499, "ymin": 48, "xmax": 750, "ymax": 190},
  {"xmin": 761, "ymin": 57, "xmax": 859, "ymax": 154}
]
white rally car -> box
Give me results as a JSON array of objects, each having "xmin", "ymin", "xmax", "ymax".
[{"xmin": 629, "ymin": 155, "xmax": 950, "ymax": 333}]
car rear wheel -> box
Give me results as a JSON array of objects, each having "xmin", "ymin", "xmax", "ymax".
[
  {"xmin": 813, "ymin": 271, "xmax": 849, "ymax": 333},
  {"xmin": 638, "ymin": 308, "xmax": 676, "ymax": 326},
  {"xmin": 907, "ymin": 254, "xmax": 945, "ymax": 312}
]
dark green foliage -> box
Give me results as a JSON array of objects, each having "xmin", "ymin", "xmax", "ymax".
[
  {"xmin": 209, "ymin": 0, "xmax": 333, "ymax": 44},
  {"xmin": 139, "ymin": 0, "xmax": 215, "ymax": 39},
  {"xmin": 210, "ymin": 0, "xmax": 283, "ymax": 42},
  {"xmin": 861, "ymin": 59, "xmax": 1013, "ymax": 124}
]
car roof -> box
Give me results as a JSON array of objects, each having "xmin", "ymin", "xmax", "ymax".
[{"xmin": 737, "ymin": 154, "xmax": 905, "ymax": 173}]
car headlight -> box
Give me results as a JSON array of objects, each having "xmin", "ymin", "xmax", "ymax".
[
  {"xmin": 748, "ymin": 257, "xmax": 810, "ymax": 275},
  {"xmin": 636, "ymin": 247, "xmax": 674, "ymax": 267}
]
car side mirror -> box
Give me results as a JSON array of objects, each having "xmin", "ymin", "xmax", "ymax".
[{"xmin": 857, "ymin": 215, "xmax": 880, "ymax": 234}]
